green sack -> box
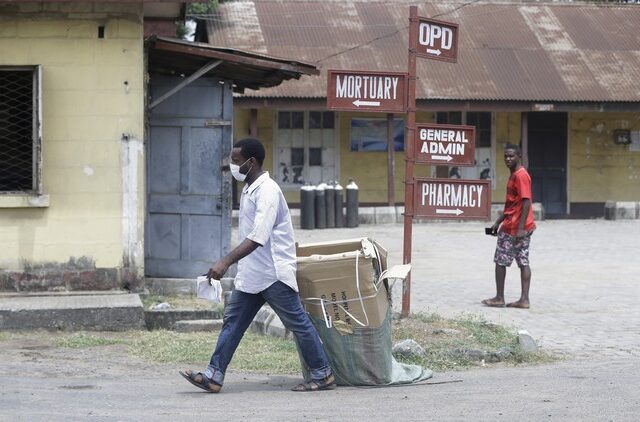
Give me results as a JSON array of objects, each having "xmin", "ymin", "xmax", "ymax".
[{"xmin": 300, "ymin": 309, "xmax": 433, "ymax": 386}]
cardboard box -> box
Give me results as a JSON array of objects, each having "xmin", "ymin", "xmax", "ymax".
[{"xmin": 296, "ymin": 238, "xmax": 390, "ymax": 331}]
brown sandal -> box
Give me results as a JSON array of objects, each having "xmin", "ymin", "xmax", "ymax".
[
  {"xmin": 179, "ymin": 369, "xmax": 221, "ymax": 393},
  {"xmin": 291, "ymin": 374, "xmax": 336, "ymax": 392}
]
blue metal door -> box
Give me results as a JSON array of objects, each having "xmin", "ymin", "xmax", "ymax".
[{"xmin": 145, "ymin": 76, "xmax": 232, "ymax": 278}]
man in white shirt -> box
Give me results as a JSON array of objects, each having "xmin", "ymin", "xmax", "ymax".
[{"xmin": 180, "ymin": 138, "xmax": 334, "ymax": 393}]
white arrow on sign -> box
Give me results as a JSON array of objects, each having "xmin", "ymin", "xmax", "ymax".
[
  {"xmin": 426, "ymin": 48, "xmax": 442, "ymax": 56},
  {"xmin": 436, "ymin": 208, "xmax": 464, "ymax": 216},
  {"xmin": 431, "ymin": 154, "xmax": 453, "ymax": 162},
  {"xmin": 353, "ymin": 99, "xmax": 381, "ymax": 107}
]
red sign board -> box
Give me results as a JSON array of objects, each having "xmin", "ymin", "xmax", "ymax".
[
  {"xmin": 414, "ymin": 17, "xmax": 459, "ymax": 63},
  {"xmin": 327, "ymin": 70, "xmax": 407, "ymax": 113},
  {"xmin": 414, "ymin": 178, "xmax": 491, "ymax": 220},
  {"xmin": 415, "ymin": 123, "xmax": 476, "ymax": 166}
]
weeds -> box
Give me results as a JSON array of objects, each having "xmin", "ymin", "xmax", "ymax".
[
  {"xmin": 50, "ymin": 312, "xmax": 556, "ymax": 374},
  {"xmin": 55, "ymin": 332, "xmax": 126, "ymax": 348},
  {"xmin": 393, "ymin": 312, "xmax": 557, "ymax": 371}
]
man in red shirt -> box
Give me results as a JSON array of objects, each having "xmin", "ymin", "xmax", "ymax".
[{"xmin": 482, "ymin": 144, "xmax": 536, "ymax": 309}]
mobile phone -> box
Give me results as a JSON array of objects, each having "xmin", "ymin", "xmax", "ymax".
[{"xmin": 485, "ymin": 227, "xmax": 497, "ymax": 236}]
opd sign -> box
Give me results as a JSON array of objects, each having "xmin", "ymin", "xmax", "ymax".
[
  {"xmin": 415, "ymin": 17, "xmax": 458, "ymax": 62},
  {"xmin": 415, "ymin": 123, "xmax": 475, "ymax": 166},
  {"xmin": 414, "ymin": 178, "xmax": 491, "ymax": 220}
]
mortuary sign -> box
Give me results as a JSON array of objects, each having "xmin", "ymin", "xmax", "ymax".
[
  {"xmin": 414, "ymin": 16, "xmax": 459, "ymax": 63},
  {"xmin": 327, "ymin": 70, "xmax": 407, "ymax": 113},
  {"xmin": 414, "ymin": 178, "xmax": 491, "ymax": 220},
  {"xmin": 415, "ymin": 123, "xmax": 476, "ymax": 166}
]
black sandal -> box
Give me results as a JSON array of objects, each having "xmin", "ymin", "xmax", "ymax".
[
  {"xmin": 179, "ymin": 369, "xmax": 221, "ymax": 393},
  {"xmin": 291, "ymin": 374, "xmax": 336, "ymax": 392}
]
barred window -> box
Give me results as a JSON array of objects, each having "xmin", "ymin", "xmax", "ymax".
[
  {"xmin": 0, "ymin": 66, "xmax": 42, "ymax": 193},
  {"xmin": 275, "ymin": 111, "xmax": 337, "ymax": 187}
]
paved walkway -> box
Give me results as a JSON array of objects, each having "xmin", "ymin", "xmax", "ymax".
[{"xmin": 293, "ymin": 219, "xmax": 640, "ymax": 358}]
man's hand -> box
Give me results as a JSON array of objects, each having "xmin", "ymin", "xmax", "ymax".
[
  {"xmin": 206, "ymin": 238, "xmax": 260, "ymax": 281},
  {"xmin": 207, "ymin": 260, "xmax": 228, "ymax": 281}
]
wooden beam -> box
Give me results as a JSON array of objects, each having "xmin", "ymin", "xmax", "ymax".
[{"xmin": 149, "ymin": 59, "xmax": 222, "ymax": 110}]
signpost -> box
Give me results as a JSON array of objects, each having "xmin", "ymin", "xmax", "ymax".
[
  {"xmin": 414, "ymin": 16, "xmax": 459, "ymax": 63},
  {"xmin": 414, "ymin": 178, "xmax": 491, "ymax": 220},
  {"xmin": 326, "ymin": 7, "xmax": 473, "ymax": 318},
  {"xmin": 402, "ymin": 7, "xmax": 464, "ymax": 317},
  {"xmin": 415, "ymin": 123, "xmax": 476, "ymax": 166},
  {"xmin": 327, "ymin": 70, "xmax": 407, "ymax": 113}
]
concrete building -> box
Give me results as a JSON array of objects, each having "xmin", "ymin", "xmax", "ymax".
[
  {"xmin": 196, "ymin": 0, "xmax": 640, "ymax": 218},
  {"xmin": 0, "ymin": 1, "xmax": 318, "ymax": 290}
]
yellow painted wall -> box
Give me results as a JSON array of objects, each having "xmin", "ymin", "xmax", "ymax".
[
  {"xmin": 0, "ymin": 3, "xmax": 144, "ymax": 271},
  {"xmin": 569, "ymin": 112, "xmax": 640, "ymax": 202},
  {"xmin": 336, "ymin": 111, "xmax": 434, "ymax": 204},
  {"xmin": 233, "ymin": 108, "xmax": 640, "ymax": 210},
  {"xmin": 492, "ymin": 112, "xmax": 522, "ymax": 201},
  {"xmin": 235, "ymin": 108, "xmax": 510, "ymax": 205}
]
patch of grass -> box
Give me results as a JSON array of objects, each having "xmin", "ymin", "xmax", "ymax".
[
  {"xmin": 393, "ymin": 312, "xmax": 557, "ymax": 371},
  {"xmin": 55, "ymin": 332, "xmax": 126, "ymax": 348},
  {"xmin": 0, "ymin": 331, "xmax": 9, "ymax": 341},
  {"xmin": 46, "ymin": 311, "xmax": 556, "ymax": 375},
  {"xmin": 128, "ymin": 330, "xmax": 301, "ymax": 374}
]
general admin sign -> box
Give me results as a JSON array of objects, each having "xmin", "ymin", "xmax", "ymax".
[
  {"xmin": 415, "ymin": 123, "xmax": 475, "ymax": 166},
  {"xmin": 327, "ymin": 70, "xmax": 407, "ymax": 113}
]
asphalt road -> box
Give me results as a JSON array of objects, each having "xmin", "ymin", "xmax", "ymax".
[{"xmin": 2, "ymin": 219, "xmax": 639, "ymax": 421}]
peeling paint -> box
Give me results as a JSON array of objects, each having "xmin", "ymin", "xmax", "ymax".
[
  {"xmin": 121, "ymin": 135, "xmax": 143, "ymax": 275},
  {"xmin": 83, "ymin": 165, "xmax": 94, "ymax": 176},
  {"xmin": 0, "ymin": 257, "xmax": 127, "ymax": 292}
]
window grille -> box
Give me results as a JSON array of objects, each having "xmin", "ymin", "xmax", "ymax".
[
  {"xmin": 275, "ymin": 111, "xmax": 337, "ymax": 187},
  {"xmin": 0, "ymin": 67, "xmax": 40, "ymax": 192}
]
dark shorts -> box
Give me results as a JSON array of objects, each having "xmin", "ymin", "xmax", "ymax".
[{"xmin": 494, "ymin": 231, "xmax": 532, "ymax": 267}]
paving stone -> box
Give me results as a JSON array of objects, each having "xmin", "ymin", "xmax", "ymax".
[{"xmin": 292, "ymin": 220, "xmax": 640, "ymax": 359}]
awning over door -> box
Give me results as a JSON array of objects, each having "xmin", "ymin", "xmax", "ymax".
[{"xmin": 146, "ymin": 36, "xmax": 319, "ymax": 93}]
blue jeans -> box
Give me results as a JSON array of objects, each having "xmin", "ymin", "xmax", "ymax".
[{"xmin": 204, "ymin": 281, "xmax": 332, "ymax": 386}]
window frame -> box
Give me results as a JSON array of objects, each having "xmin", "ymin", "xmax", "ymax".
[
  {"xmin": 434, "ymin": 111, "xmax": 496, "ymax": 189},
  {"xmin": 0, "ymin": 65, "xmax": 47, "ymax": 207},
  {"xmin": 273, "ymin": 110, "xmax": 339, "ymax": 190},
  {"xmin": 349, "ymin": 116, "xmax": 405, "ymax": 152}
]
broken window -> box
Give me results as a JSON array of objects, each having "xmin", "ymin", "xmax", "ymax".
[{"xmin": 0, "ymin": 66, "xmax": 42, "ymax": 193}]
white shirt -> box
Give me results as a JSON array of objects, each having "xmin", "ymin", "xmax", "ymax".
[{"xmin": 234, "ymin": 172, "xmax": 298, "ymax": 294}]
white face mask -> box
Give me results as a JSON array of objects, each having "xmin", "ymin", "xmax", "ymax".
[{"xmin": 230, "ymin": 158, "xmax": 252, "ymax": 182}]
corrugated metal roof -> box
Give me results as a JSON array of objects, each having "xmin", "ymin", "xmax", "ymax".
[
  {"xmin": 200, "ymin": 0, "xmax": 640, "ymax": 102},
  {"xmin": 146, "ymin": 36, "xmax": 318, "ymax": 92}
]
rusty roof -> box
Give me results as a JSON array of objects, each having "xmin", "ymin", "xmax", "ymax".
[
  {"xmin": 146, "ymin": 36, "xmax": 319, "ymax": 92},
  {"xmin": 199, "ymin": 0, "xmax": 640, "ymax": 103}
]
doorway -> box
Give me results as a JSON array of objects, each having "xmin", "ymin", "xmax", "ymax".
[
  {"xmin": 526, "ymin": 112, "xmax": 568, "ymax": 217},
  {"xmin": 145, "ymin": 76, "xmax": 232, "ymax": 278}
]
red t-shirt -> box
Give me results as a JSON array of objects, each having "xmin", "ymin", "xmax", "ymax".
[{"xmin": 501, "ymin": 167, "xmax": 536, "ymax": 235}]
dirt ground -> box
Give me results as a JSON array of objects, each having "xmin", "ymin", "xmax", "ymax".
[{"xmin": 1, "ymin": 330, "xmax": 639, "ymax": 421}]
